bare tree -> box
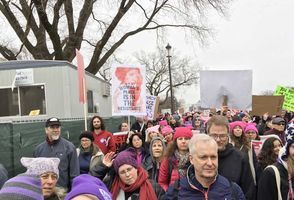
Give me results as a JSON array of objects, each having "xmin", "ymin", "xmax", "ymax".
[
  {"xmin": 0, "ymin": 0, "xmax": 230, "ymax": 75},
  {"xmin": 135, "ymin": 48, "xmax": 200, "ymax": 104}
]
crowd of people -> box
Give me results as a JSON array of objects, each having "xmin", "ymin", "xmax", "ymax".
[{"xmin": 0, "ymin": 109, "xmax": 293, "ymax": 200}]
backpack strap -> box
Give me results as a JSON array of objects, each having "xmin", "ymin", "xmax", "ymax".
[{"xmin": 266, "ymin": 165, "xmax": 282, "ymax": 200}]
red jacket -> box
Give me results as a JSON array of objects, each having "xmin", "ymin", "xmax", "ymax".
[
  {"xmin": 158, "ymin": 157, "xmax": 179, "ymax": 191},
  {"xmin": 93, "ymin": 130, "xmax": 116, "ymax": 155}
]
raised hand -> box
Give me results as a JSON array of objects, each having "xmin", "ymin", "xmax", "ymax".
[{"xmin": 102, "ymin": 152, "xmax": 115, "ymax": 168}]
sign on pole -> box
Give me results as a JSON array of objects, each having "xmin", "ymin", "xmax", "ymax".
[
  {"xmin": 200, "ymin": 70, "xmax": 252, "ymax": 110},
  {"xmin": 146, "ymin": 95, "xmax": 160, "ymax": 120},
  {"xmin": 112, "ymin": 65, "xmax": 146, "ymax": 116}
]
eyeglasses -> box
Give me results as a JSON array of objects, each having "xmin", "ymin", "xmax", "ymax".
[
  {"xmin": 209, "ymin": 134, "xmax": 228, "ymax": 140},
  {"xmin": 118, "ymin": 166, "xmax": 134, "ymax": 176}
]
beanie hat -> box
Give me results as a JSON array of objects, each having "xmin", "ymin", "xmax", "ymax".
[
  {"xmin": 285, "ymin": 121, "xmax": 294, "ymax": 157},
  {"xmin": 229, "ymin": 121, "xmax": 246, "ymax": 133},
  {"xmin": 113, "ymin": 148, "xmax": 138, "ymax": 173},
  {"xmin": 79, "ymin": 131, "xmax": 94, "ymax": 141},
  {"xmin": 173, "ymin": 127, "xmax": 192, "ymax": 141},
  {"xmin": 65, "ymin": 174, "xmax": 111, "ymax": 200},
  {"xmin": 21, "ymin": 157, "xmax": 60, "ymax": 178},
  {"xmin": 146, "ymin": 125, "xmax": 160, "ymax": 135},
  {"xmin": 244, "ymin": 123, "xmax": 258, "ymax": 134},
  {"xmin": 0, "ymin": 174, "xmax": 43, "ymax": 200},
  {"xmin": 159, "ymin": 120, "xmax": 168, "ymax": 126},
  {"xmin": 161, "ymin": 125, "xmax": 173, "ymax": 136}
]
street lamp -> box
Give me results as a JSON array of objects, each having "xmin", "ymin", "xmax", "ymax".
[{"xmin": 166, "ymin": 43, "xmax": 174, "ymax": 114}]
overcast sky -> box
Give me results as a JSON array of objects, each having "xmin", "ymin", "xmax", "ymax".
[{"xmin": 122, "ymin": 0, "xmax": 294, "ymax": 106}]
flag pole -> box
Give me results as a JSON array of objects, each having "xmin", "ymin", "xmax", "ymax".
[
  {"xmin": 83, "ymin": 77, "xmax": 88, "ymax": 130},
  {"xmin": 128, "ymin": 115, "xmax": 131, "ymax": 131}
]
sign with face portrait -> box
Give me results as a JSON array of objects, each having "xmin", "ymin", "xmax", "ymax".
[{"xmin": 111, "ymin": 65, "xmax": 146, "ymax": 116}]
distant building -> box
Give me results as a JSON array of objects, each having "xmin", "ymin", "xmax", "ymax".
[{"xmin": 0, "ymin": 60, "xmax": 111, "ymax": 120}]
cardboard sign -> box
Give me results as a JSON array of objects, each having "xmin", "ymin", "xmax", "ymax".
[
  {"xmin": 251, "ymin": 95, "xmax": 284, "ymax": 116},
  {"xmin": 146, "ymin": 95, "xmax": 160, "ymax": 120},
  {"xmin": 111, "ymin": 65, "xmax": 146, "ymax": 116},
  {"xmin": 200, "ymin": 70, "xmax": 252, "ymax": 110},
  {"xmin": 274, "ymin": 85, "xmax": 294, "ymax": 111},
  {"xmin": 112, "ymin": 131, "xmax": 128, "ymax": 152}
]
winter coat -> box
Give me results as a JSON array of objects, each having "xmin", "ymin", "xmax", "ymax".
[
  {"xmin": 158, "ymin": 156, "xmax": 180, "ymax": 191},
  {"xmin": 257, "ymin": 147, "xmax": 289, "ymax": 200},
  {"xmin": 76, "ymin": 145, "xmax": 103, "ymax": 174},
  {"xmin": 165, "ymin": 165, "xmax": 245, "ymax": 200},
  {"xmin": 218, "ymin": 143, "xmax": 256, "ymax": 200},
  {"xmin": 142, "ymin": 154, "xmax": 160, "ymax": 182}
]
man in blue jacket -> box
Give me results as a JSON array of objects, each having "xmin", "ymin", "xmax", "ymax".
[
  {"xmin": 34, "ymin": 117, "xmax": 79, "ymax": 191},
  {"xmin": 166, "ymin": 134, "xmax": 245, "ymax": 199}
]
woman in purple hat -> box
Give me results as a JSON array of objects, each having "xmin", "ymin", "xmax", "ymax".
[{"xmin": 90, "ymin": 148, "xmax": 165, "ymax": 200}]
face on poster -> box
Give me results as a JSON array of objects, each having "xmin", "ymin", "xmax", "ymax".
[{"xmin": 112, "ymin": 65, "xmax": 146, "ymax": 116}]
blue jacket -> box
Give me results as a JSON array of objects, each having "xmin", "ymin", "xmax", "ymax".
[
  {"xmin": 166, "ymin": 165, "xmax": 245, "ymax": 200},
  {"xmin": 34, "ymin": 137, "xmax": 80, "ymax": 189}
]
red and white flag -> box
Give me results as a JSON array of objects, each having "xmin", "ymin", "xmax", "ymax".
[{"xmin": 75, "ymin": 49, "xmax": 86, "ymax": 104}]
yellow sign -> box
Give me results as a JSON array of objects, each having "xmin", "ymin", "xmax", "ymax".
[
  {"xmin": 29, "ymin": 109, "xmax": 40, "ymax": 116},
  {"xmin": 274, "ymin": 85, "xmax": 294, "ymax": 111}
]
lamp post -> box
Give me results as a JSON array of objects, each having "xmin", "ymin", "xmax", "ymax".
[{"xmin": 166, "ymin": 43, "xmax": 174, "ymax": 114}]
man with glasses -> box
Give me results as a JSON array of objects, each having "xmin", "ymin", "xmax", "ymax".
[
  {"xmin": 34, "ymin": 117, "xmax": 80, "ymax": 191},
  {"xmin": 206, "ymin": 115, "xmax": 256, "ymax": 200},
  {"xmin": 264, "ymin": 116, "xmax": 286, "ymax": 144}
]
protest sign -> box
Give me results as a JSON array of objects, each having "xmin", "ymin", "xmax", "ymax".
[
  {"xmin": 200, "ymin": 70, "xmax": 252, "ymax": 110},
  {"xmin": 251, "ymin": 95, "xmax": 284, "ymax": 116},
  {"xmin": 111, "ymin": 65, "xmax": 146, "ymax": 116},
  {"xmin": 113, "ymin": 131, "xmax": 128, "ymax": 152},
  {"xmin": 274, "ymin": 85, "xmax": 294, "ymax": 111},
  {"xmin": 146, "ymin": 95, "xmax": 160, "ymax": 120}
]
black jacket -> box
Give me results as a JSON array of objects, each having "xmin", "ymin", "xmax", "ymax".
[
  {"xmin": 218, "ymin": 143, "xmax": 256, "ymax": 200},
  {"xmin": 257, "ymin": 162, "xmax": 289, "ymax": 200}
]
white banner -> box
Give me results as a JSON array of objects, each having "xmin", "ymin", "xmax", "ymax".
[
  {"xmin": 146, "ymin": 95, "xmax": 159, "ymax": 120},
  {"xmin": 200, "ymin": 70, "xmax": 252, "ymax": 110},
  {"xmin": 111, "ymin": 65, "xmax": 146, "ymax": 116}
]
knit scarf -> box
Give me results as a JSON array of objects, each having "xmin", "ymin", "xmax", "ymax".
[
  {"xmin": 175, "ymin": 149, "xmax": 190, "ymax": 177},
  {"xmin": 111, "ymin": 166, "xmax": 157, "ymax": 200}
]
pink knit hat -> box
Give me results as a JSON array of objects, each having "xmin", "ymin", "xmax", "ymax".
[
  {"xmin": 159, "ymin": 120, "xmax": 168, "ymax": 126},
  {"xmin": 146, "ymin": 125, "xmax": 160, "ymax": 135},
  {"xmin": 161, "ymin": 125, "xmax": 173, "ymax": 136},
  {"xmin": 229, "ymin": 121, "xmax": 246, "ymax": 133},
  {"xmin": 244, "ymin": 123, "xmax": 258, "ymax": 133},
  {"xmin": 173, "ymin": 127, "xmax": 192, "ymax": 141}
]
